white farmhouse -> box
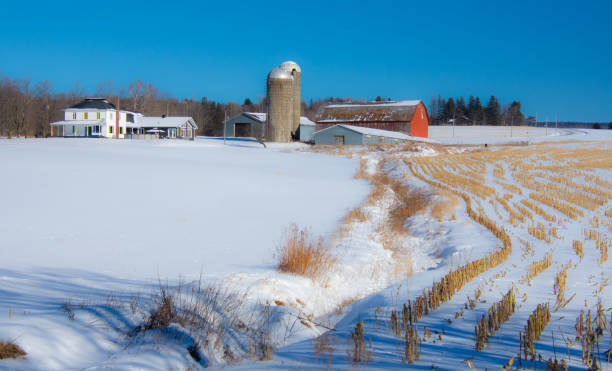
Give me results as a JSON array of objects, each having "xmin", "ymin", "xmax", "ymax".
[{"xmin": 50, "ymin": 98, "xmax": 197, "ymax": 140}]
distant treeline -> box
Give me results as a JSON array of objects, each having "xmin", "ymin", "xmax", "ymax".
[
  {"xmin": 0, "ymin": 74, "xmax": 257, "ymax": 137},
  {"xmin": 428, "ymin": 95, "xmax": 527, "ymax": 126},
  {"xmin": 1, "ymin": 73, "xmax": 609, "ymax": 138}
]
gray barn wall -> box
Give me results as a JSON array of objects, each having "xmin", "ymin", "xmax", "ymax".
[
  {"xmin": 299, "ymin": 125, "xmax": 315, "ymax": 142},
  {"xmin": 314, "ymin": 126, "xmax": 364, "ymax": 145}
]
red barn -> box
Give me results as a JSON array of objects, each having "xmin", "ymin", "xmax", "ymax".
[{"xmin": 315, "ymin": 100, "xmax": 429, "ymax": 138}]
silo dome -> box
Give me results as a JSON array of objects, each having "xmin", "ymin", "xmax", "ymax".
[
  {"xmin": 268, "ymin": 67, "xmax": 292, "ymax": 80},
  {"xmin": 280, "ymin": 61, "xmax": 301, "ymax": 73}
]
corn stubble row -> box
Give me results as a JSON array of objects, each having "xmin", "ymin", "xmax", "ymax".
[
  {"xmin": 519, "ymin": 302, "xmax": 551, "ymax": 361},
  {"xmin": 399, "ymin": 145, "xmax": 611, "ymax": 366},
  {"xmin": 474, "ymin": 289, "xmax": 516, "ymax": 351}
]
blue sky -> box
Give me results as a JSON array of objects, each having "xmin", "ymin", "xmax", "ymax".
[{"xmin": 1, "ymin": 0, "xmax": 610, "ymax": 121}]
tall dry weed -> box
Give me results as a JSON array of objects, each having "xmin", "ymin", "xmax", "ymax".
[{"xmin": 276, "ymin": 224, "xmax": 335, "ymax": 281}]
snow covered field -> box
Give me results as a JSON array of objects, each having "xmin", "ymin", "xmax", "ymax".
[
  {"xmin": 0, "ymin": 138, "xmax": 368, "ymax": 278},
  {"xmin": 429, "ymin": 125, "xmax": 610, "ymax": 144},
  {"xmin": 1, "ymin": 129, "xmax": 611, "ymax": 370}
]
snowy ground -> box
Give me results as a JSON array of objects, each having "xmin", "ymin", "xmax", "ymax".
[
  {"xmin": 1, "ymin": 129, "xmax": 611, "ymax": 370},
  {"xmin": 429, "ymin": 125, "xmax": 610, "ymax": 145}
]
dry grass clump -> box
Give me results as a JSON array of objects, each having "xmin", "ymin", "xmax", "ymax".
[
  {"xmin": 344, "ymin": 206, "xmax": 367, "ymax": 225},
  {"xmin": 276, "ymin": 224, "xmax": 334, "ymax": 281},
  {"xmin": 521, "ymin": 199, "xmax": 556, "ymax": 223},
  {"xmin": 519, "ymin": 302, "xmax": 551, "ymax": 361},
  {"xmin": 350, "ymin": 320, "xmax": 373, "ymax": 364},
  {"xmin": 474, "ymin": 289, "xmax": 516, "ymax": 351},
  {"xmin": 575, "ymin": 300, "xmax": 608, "ymax": 368},
  {"xmin": 430, "ymin": 191, "xmax": 460, "ymax": 221},
  {"xmin": 528, "ymin": 222, "xmax": 558, "ymax": 243},
  {"xmin": 553, "ymin": 261, "xmax": 572, "ymax": 310},
  {"xmin": 520, "ymin": 252, "xmax": 553, "ymax": 285},
  {"xmin": 0, "ymin": 340, "xmax": 26, "ymax": 360},
  {"xmin": 388, "ymin": 185, "xmax": 431, "ymax": 232},
  {"xmin": 573, "ymin": 240, "xmax": 584, "ymax": 261},
  {"xmin": 606, "ymin": 207, "xmax": 612, "ymax": 218},
  {"xmin": 128, "ymin": 280, "xmax": 276, "ymax": 364}
]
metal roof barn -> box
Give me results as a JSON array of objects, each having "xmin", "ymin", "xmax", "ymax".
[
  {"xmin": 313, "ymin": 124, "xmax": 413, "ymax": 145},
  {"xmin": 316, "ymin": 100, "xmax": 429, "ymax": 138}
]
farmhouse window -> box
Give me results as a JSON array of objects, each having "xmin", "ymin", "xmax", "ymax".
[
  {"xmin": 84, "ymin": 112, "xmax": 88, "ymax": 119},
  {"xmin": 72, "ymin": 112, "xmax": 77, "ymax": 119},
  {"xmin": 333, "ymin": 135, "xmax": 345, "ymax": 145},
  {"xmin": 126, "ymin": 113, "xmax": 134, "ymax": 123},
  {"xmin": 97, "ymin": 112, "xmax": 101, "ymax": 119},
  {"xmin": 109, "ymin": 126, "xmax": 113, "ymax": 134}
]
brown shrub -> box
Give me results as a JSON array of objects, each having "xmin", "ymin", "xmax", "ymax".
[
  {"xmin": 0, "ymin": 340, "xmax": 26, "ymax": 360},
  {"xmin": 276, "ymin": 224, "xmax": 335, "ymax": 281},
  {"xmin": 431, "ymin": 191, "xmax": 459, "ymax": 221},
  {"xmin": 344, "ymin": 206, "xmax": 367, "ymax": 224},
  {"xmin": 388, "ymin": 182, "xmax": 431, "ymax": 232}
]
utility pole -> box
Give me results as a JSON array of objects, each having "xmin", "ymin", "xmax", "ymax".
[
  {"xmin": 223, "ymin": 111, "xmax": 227, "ymax": 145},
  {"xmin": 452, "ymin": 110, "xmax": 456, "ymax": 138}
]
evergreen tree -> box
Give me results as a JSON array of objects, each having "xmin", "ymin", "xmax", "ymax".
[
  {"xmin": 456, "ymin": 97, "xmax": 467, "ymax": 124},
  {"xmin": 444, "ymin": 98, "xmax": 456, "ymax": 124},
  {"xmin": 485, "ymin": 96, "xmax": 501, "ymax": 125},
  {"xmin": 506, "ymin": 101, "xmax": 525, "ymax": 126}
]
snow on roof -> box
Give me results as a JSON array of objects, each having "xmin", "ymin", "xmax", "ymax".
[
  {"xmin": 245, "ymin": 112, "xmax": 267, "ymax": 122},
  {"xmin": 127, "ymin": 116, "xmax": 197, "ymax": 129},
  {"xmin": 314, "ymin": 124, "xmax": 410, "ymax": 140},
  {"xmin": 243, "ymin": 112, "xmax": 315, "ymax": 126},
  {"xmin": 317, "ymin": 100, "xmax": 422, "ymax": 123},
  {"xmin": 300, "ymin": 117, "xmax": 315, "ymax": 126},
  {"xmin": 323, "ymin": 100, "xmax": 421, "ymax": 108}
]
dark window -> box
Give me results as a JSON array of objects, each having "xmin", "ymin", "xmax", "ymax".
[
  {"xmin": 97, "ymin": 112, "xmax": 101, "ymax": 119},
  {"xmin": 109, "ymin": 126, "xmax": 113, "ymax": 134},
  {"xmin": 120, "ymin": 127, "xmax": 124, "ymax": 134},
  {"xmin": 84, "ymin": 112, "xmax": 88, "ymax": 119},
  {"xmin": 333, "ymin": 135, "xmax": 345, "ymax": 145},
  {"xmin": 126, "ymin": 113, "xmax": 134, "ymax": 123}
]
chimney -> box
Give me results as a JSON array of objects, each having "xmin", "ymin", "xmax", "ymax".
[{"xmin": 115, "ymin": 97, "xmax": 120, "ymax": 139}]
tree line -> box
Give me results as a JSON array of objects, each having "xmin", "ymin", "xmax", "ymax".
[
  {"xmin": 0, "ymin": 74, "xmax": 263, "ymax": 138},
  {"xmin": 4, "ymin": 72, "xmax": 605, "ymax": 138},
  {"xmin": 428, "ymin": 95, "xmax": 527, "ymax": 126}
]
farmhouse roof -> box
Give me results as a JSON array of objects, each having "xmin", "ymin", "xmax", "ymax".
[
  {"xmin": 317, "ymin": 100, "xmax": 421, "ymax": 123},
  {"xmin": 127, "ymin": 116, "xmax": 198, "ymax": 129},
  {"xmin": 68, "ymin": 98, "xmax": 117, "ymax": 110}
]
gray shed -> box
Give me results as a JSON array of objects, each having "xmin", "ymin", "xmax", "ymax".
[
  {"xmin": 298, "ymin": 117, "xmax": 315, "ymax": 142},
  {"xmin": 224, "ymin": 112, "xmax": 315, "ymax": 142},
  {"xmin": 224, "ymin": 112, "xmax": 266, "ymax": 138},
  {"xmin": 313, "ymin": 124, "xmax": 412, "ymax": 145}
]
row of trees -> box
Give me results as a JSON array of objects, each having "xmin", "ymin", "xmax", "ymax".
[
  {"xmin": 2, "ymin": 72, "xmax": 578, "ymax": 138},
  {"xmin": 428, "ymin": 95, "xmax": 527, "ymax": 126},
  {"xmin": 0, "ymin": 74, "xmax": 262, "ymax": 138}
]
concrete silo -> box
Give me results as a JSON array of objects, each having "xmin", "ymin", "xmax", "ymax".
[
  {"xmin": 266, "ymin": 67, "xmax": 293, "ymax": 142},
  {"xmin": 280, "ymin": 61, "xmax": 301, "ymax": 135}
]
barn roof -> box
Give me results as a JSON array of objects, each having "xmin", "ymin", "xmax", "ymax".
[{"xmin": 317, "ymin": 100, "xmax": 421, "ymax": 123}]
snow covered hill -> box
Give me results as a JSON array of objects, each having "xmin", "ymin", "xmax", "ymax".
[{"xmin": 1, "ymin": 130, "xmax": 611, "ymax": 370}]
